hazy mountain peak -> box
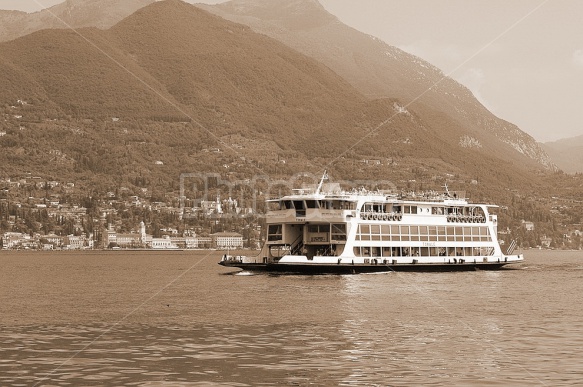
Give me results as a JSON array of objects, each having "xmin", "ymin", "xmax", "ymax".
[
  {"xmin": 218, "ymin": 0, "xmax": 336, "ymax": 30},
  {"xmin": 0, "ymin": 0, "xmax": 154, "ymax": 42}
]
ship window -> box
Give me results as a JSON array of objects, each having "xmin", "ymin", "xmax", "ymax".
[
  {"xmin": 282, "ymin": 201, "xmax": 293, "ymax": 209},
  {"xmin": 331, "ymin": 224, "xmax": 347, "ymax": 241},
  {"xmin": 401, "ymin": 226, "xmax": 410, "ymax": 241},
  {"xmin": 268, "ymin": 202, "xmax": 281, "ymax": 211},
  {"xmin": 428, "ymin": 226, "xmax": 438, "ymax": 242},
  {"xmin": 446, "ymin": 226, "xmax": 455, "ymax": 241},
  {"xmin": 268, "ymin": 224, "xmax": 283, "ymax": 241},
  {"xmin": 360, "ymin": 224, "xmax": 370, "ymax": 234},
  {"xmin": 419, "ymin": 226, "xmax": 429, "ymax": 236},
  {"xmin": 432, "ymin": 206, "xmax": 444, "ymax": 215},
  {"xmin": 462, "ymin": 227, "xmax": 471, "ymax": 241},
  {"xmin": 410, "ymin": 226, "xmax": 420, "ymax": 241},
  {"xmin": 308, "ymin": 224, "xmax": 329, "ymax": 233},
  {"xmin": 305, "ymin": 200, "xmax": 319, "ymax": 209}
]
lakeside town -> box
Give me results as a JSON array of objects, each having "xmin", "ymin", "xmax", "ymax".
[
  {"xmin": 0, "ymin": 174, "xmax": 260, "ymax": 251},
  {"xmin": 2, "ymin": 172, "xmax": 583, "ymax": 251}
]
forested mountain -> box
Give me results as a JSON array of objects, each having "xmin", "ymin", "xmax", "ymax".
[
  {"xmin": 0, "ymin": 0, "xmax": 154, "ymax": 43},
  {"xmin": 0, "ymin": 0, "xmax": 558, "ymax": 195},
  {"xmin": 542, "ymin": 135, "xmax": 583, "ymax": 174},
  {"xmin": 202, "ymin": 0, "xmax": 555, "ymax": 171}
]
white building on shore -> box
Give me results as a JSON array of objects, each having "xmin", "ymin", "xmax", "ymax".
[{"xmin": 211, "ymin": 232, "xmax": 244, "ymax": 249}]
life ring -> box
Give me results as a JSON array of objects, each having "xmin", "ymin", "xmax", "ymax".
[
  {"xmin": 382, "ymin": 214, "xmax": 388, "ymax": 221},
  {"xmin": 481, "ymin": 217, "xmax": 486, "ymax": 223},
  {"xmin": 373, "ymin": 213, "xmax": 378, "ymax": 220},
  {"xmin": 397, "ymin": 214, "xmax": 402, "ymax": 221}
]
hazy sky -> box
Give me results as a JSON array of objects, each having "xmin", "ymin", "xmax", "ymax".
[{"xmin": 2, "ymin": 0, "xmax": 582, "ymax": 142}]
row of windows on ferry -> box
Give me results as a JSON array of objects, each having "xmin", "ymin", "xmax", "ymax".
[
  {"xmin": 270, "ymin": 200, "xmax": 485, "ymax": 217},
  {"xmin": 267, "ymin": 224, "xmax": 347, "ymax": 242},
  {"xmin": 357, "ymin": 224, "xmax": 492, "ymax": 242},
  {"xmin": 361, "ymin": 203, "xmax": 485, "ymax": 217},
  {"xmin": 353, "ymin": 246, "xmax": 495, "ymax": 258},
  {"xmin": 269, "ymin": 200, "xmax": 356, "ymax": 211}
]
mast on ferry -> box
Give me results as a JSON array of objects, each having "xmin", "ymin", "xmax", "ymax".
[{"xmin": 315, "ymin": 170, "xmax": 328, "ymax": 195}]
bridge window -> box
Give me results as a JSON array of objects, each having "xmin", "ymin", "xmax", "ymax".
[{"xmin": 268, "ymin": 224, "xmax": 282, "ymax": 241}]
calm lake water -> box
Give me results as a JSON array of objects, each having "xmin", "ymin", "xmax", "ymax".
[{"xmin": 1, "ymin": 249, "xmax": 582, "ymax": 386}]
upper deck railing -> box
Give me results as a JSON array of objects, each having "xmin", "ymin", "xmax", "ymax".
[{"xmin": 268, "ymin": 188, "xmax": 468, "ymax": 203}]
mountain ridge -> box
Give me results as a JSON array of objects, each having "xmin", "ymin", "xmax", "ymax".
[
  {"xmin": 203, "ymin": 0, "xmax": 555, "ymax": 171},
  {"xmin": 541, "ymin": 134, "xmax": 583, "ymax": 173},
  {"xmin": 0, "ymin": 0, "xmax": 155, "ymax": 43},
  {"xmin": 0, "ymin": 0, "xmax": 554, "ymax": 196}
]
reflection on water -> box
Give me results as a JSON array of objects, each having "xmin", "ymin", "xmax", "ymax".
[{"xmin": 1, "ymin": 250, "xmax": 582, "ymax": 386}]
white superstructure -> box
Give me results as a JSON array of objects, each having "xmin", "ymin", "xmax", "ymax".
[{"xmin": 220, "ymin": 174, "xmax": 524, "ymax": 272}]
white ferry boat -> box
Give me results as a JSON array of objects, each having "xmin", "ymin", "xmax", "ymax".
[{"xmin": 220, "ymin": 173, "xmax": 524, "ymax": 273}]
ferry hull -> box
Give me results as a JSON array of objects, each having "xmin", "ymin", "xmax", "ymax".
[{"xmin": 219, "ymin": 260, "xmax": 516, "ymax": 274}]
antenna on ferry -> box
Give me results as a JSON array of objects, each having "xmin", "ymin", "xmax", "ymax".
[{"xmin": 315, "ymin": 170, "xmax": 328, "ymax": 195}]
